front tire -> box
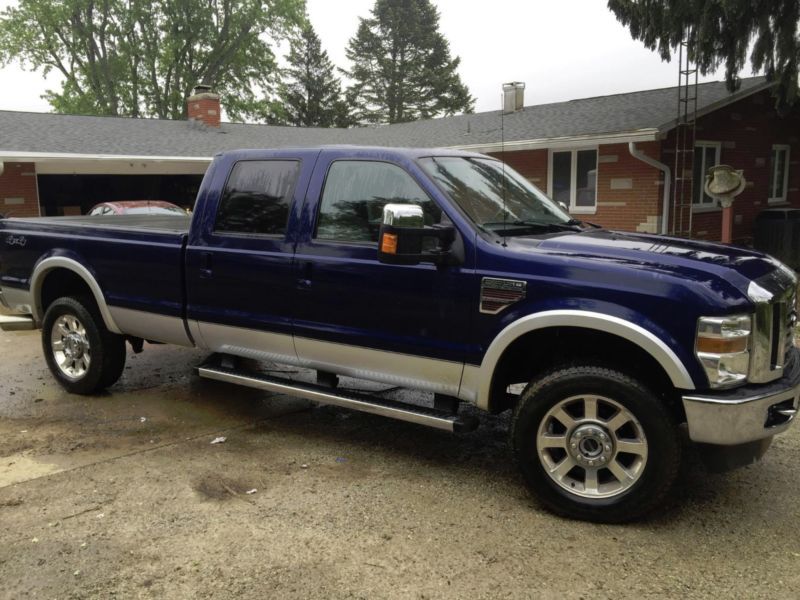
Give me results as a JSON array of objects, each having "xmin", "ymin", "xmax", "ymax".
[
  {"xmin": 42, "ymin": 296, "xmax": 126, "ymax": 394},
  {"xmin": 511, "ymin": 364, "xmax": 680, "ymax": 523}
]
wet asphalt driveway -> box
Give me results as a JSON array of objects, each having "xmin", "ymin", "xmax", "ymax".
[{"xmin": 1, "ymin": 327, "xmax": 800, "ymax": 599}]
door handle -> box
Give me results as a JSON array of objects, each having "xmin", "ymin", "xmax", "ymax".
[
  {"xmin": 297, "ymin": 261, "xmax": 312, "ymax": 289},
  {"xmin": 199, "ymin": 252, "xmax": 213, "ymax": 278}
]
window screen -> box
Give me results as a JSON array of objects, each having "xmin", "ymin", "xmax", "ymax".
[
  {"xmin": 769, "ymin": 146, "xmax": 790, "ymax": 201},
  {"xmin": 692, "ymin": 144, "xmax": 719, "ymax": 206},
  {"xmin": 552, "ymin": 152, "xmax": 571, "ymax": 206},
  {"xmin": 551, "ymin": 150, "xmax": 597, "ymax": 210},
  {"xmin": 316, "ymin": 161, "xmax": 441, "ymax": 243},
  {"xmin": 215, "ymin": 160, "xmax": 300, "ymax": 235},
  {"xmin": 575, "ymin": 149, "xmax": 597, "ymax": 207}
]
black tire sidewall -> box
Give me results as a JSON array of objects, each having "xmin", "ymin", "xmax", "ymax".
[
  {"xmin": 42, "ymin": 296, "xmax": 116, "ymax": 394},
  {"xmin": 512, "ymin": 366, "xmax": 680, "ymax": 523}
]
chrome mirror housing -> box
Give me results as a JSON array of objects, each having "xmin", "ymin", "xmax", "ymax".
[
  {"xmin": 382, "ymin": 203, "xmax": 425, "ymax": 228},
  {"xmin": 378, "ymin": 203, "xmax": 457, "ymax": 267}
]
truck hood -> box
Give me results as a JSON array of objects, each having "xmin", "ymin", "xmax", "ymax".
[{"xmin": 512, "ymin": 229, "xmax": 784, "ymax": 292}]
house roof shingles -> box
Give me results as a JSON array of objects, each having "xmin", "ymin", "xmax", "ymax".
[{"xmin": 0, "ymin": 77, "xmax": 770, "ymax": 158}]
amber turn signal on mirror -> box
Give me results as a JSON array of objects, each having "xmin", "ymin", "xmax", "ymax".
[{"xmin": 380, "ymin": 233, "xmax": 398, "ymax": 255}]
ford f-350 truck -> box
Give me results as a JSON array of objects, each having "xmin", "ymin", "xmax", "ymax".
[{"xmin": 1, "ymin": 146, "xmax": 798, "ymax": 522}]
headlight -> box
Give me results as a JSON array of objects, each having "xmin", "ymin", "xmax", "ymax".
[{"xmin": 695, "ymin": 315, "xmax": 752, "ymax": 388}]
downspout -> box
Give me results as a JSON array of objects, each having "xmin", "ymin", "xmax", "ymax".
[{"xmin": 628, "ymin": 142, "xmax": 670, "ymax": 235}]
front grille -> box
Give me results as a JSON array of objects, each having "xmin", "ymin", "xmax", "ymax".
[
  {"xmin": 771, "ymin": 288, "xmax": 797, "ymax": 370},
  {"xmin": 784, "ymin": 290, "xmax": 797, "ymax": 359},
  {"xmin": 750, "ymin": 273, "xmax": 797, "ymax": 383}
]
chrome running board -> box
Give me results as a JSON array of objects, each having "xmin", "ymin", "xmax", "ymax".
[
  {"xmin": 0, "ymin": 314, "xmax": 36, "ymax": 332},
  {"xmin": 197, "ymin": 359, "xmax": 478, "ymax": 433}
]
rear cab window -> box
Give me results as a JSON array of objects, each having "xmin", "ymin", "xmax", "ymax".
[
  {"xmin": 315, "ymin": 160, "xmax": 442, "ymax": 244},
  {"xmin": 215, "ymin": 160, "xmax": 301, "ymax": 235}
]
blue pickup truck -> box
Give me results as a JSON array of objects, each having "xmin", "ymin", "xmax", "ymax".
[{"xmin": 1, "ymin": 146, "xmax": 798, "ymax": 522}]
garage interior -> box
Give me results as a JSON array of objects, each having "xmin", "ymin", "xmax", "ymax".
[{"xmin": 37, "ymin": 174, "xmax": 204, "ymax": 216}]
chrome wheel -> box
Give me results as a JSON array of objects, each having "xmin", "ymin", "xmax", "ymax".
[
  {"xmin": 536, "ymin": 394, "xmax": 648, "ymax": 499},
  {"xmin": 50, "ymin": 314, "xmax": 91, "ymax": 380}
]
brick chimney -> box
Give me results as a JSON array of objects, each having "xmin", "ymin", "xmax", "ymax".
[{"xmin": 187, "ymin": 84, "xmax": 221, "ymax": 127}]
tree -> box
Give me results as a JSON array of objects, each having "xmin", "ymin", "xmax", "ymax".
[
  {"xmin": 607, "ymin": 0, "xmax": 799, "ymax": 112},
  {"xmin": 275, "ymin": 23, "xmax": 349, "ymax": 127},
  {"xmin": 0, "ymin": 0, "xmax": 306, "ymax": 120},
  {"xmin": 344, "ymin": 0, "xmax": 474, "ymax": 124}
]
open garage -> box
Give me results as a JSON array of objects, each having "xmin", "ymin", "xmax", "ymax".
[{"xmin": 37, "ymin": 174, "xmax": 203, "ymax": 216}]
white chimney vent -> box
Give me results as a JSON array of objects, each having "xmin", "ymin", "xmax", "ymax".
[{"xmin": 502, "ymin": 82, "xmax": 525, "ymax": 113}]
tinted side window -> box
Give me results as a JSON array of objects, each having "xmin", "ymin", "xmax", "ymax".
[
  {"xmin": 215, "ymin": 160, "xmax": 300, "ymax": 235},
  {"xmin": 316, "ymin": 161, "xmax": 441, "ymax": 243}
]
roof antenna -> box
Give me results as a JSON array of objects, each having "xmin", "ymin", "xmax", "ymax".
[{"xmin": 501, "ymin": 92, "xmax": 507, "ymax": 247}]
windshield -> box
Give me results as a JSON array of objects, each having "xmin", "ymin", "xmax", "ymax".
[{"xmin": 419, "ymin": 156, "xmax": 571, "ymax": 232}]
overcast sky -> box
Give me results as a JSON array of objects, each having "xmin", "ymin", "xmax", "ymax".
[{"xmin": 0, "ymin": 0, "xmax": 746, "ymax": 116}]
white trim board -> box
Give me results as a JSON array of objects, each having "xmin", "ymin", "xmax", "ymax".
[
  {"xmin": 0, "ymin": 150, "xmax": 213, "ymax": 162},
  {"xmin": 448, "ymin": 129, "xmax": 660, "ymax": 154},
  {"xmin": 0, "ymin": 151, "xmax": 212, "ymax": 175}
]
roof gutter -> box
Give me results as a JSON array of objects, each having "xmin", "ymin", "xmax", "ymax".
[
  {"xmin": 628, "ymin": 142, "xmax": 670, "ymax": 235},
  {"xmin": 449, "ymin": 128, "xmax": 661, "ymax": 154}
]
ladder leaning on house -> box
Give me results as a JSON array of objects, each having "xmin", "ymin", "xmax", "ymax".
[{"xmin": 670, "ymin": 32, "xmax": 699, "ymax": 237}]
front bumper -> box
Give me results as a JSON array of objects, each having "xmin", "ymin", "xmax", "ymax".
[{"xmin": 682, "ymin": 348, "xmax": 800, "ymax": 445}]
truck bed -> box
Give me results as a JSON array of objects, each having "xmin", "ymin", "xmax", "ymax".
[
  {"xmin": 19, "ymin": 214, "xmax": 192, "ymax": 234},
  {"xmin": 0, "ymin": 214, "xmax": 191, "ymax": 333}
]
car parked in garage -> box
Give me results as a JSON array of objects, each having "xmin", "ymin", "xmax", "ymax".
[{"xmin": 87, "ymin": 200, "xmax": 187, "ymax": 216}]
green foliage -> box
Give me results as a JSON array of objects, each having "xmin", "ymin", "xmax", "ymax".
[
  {"xmin": 344, "ymin": 0, "xmax": 474, "ymax": 124},
  {"xmin": 608, "ymin": 0, "xmax": 799, "ymax": 111},
  {"xmin": 275, "ymin": 24, "xmax": 348, "ymax": 127},
  {"xmin": 0, "ymin": 0, "xmax": 306, "ymax": 120}
]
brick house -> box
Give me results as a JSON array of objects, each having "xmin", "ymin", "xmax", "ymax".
[{"xmin": 0, "ymin": 77, "xmax": 797, "ymax": 243}]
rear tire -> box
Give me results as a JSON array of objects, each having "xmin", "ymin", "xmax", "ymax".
[
  {"xmin": 42, "ymin": 296, "xmax": 126, "ymax": 394},
  {"xmin": 511, "ymin": 364, "xmax": 680, "ymax": 523}
]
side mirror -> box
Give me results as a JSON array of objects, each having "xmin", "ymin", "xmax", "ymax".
[
  {"xmin": 377, "ymin": 203, "xmax": 456, "ymax": 266},
  {"xmin": 558, "ymin": 201, "xmax": 569, "ymax": 213}
]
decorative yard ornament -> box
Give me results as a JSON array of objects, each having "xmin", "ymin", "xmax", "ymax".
[
  {"xmin": 704, "ymin": 165, "xmax": 746, "ymax": 208},
  {"xmin": 704, "ymin": 165, "xmax": 746, "ymax": 243}
]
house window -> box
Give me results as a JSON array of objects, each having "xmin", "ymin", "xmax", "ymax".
[
  {"xmin": 549, "ymin": 149, "xmax": 597, "ymax": 213},
  {"xmin": 769, "ymin": 145, "xmax": 791, "ymax": 203},
  {"xmin": 692, "ymin": 142, "xmax": 721, "ymax": 208}
]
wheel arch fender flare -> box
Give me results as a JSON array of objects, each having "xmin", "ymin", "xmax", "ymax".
[
  {"xmin": 464, "ymin": 309, "xmax": 696, "ymax": 410},
  {"xmin": 30, "ymin": 256, "xmax": 122, "ymax": 334}
]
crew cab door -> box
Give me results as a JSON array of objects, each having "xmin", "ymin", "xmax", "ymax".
[
  {"xmin": 185, "ymin": 151, "xmax": 318, "ymax": 362},
  {"xmin": 292, "ymin": 152, "xmax": 475, "ymax": 396}
]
